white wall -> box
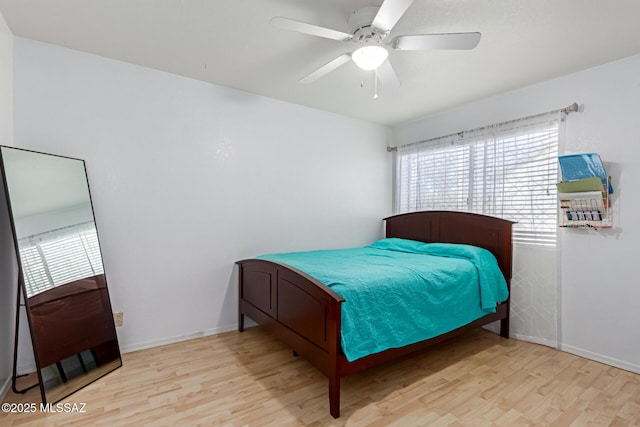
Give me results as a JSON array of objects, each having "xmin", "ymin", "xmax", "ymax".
[
  {"xmin": 0, "ymin": 9, "xmax": 15, "ymax": 400},
  {"xmin": 393, "ymin": 54, "xmax": 640, "ymax": 372},
  {"xmin": 0, "ymin": 10, "xmax": 10, "ymax": 147},
  {"xmin": 13, "ymin": 37, "xmax": 392, "ymax": 354}
]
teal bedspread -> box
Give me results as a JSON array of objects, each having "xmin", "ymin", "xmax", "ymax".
[{"xmin": 258, "ymin": 238, "xmax": 508, "ymax": 362}]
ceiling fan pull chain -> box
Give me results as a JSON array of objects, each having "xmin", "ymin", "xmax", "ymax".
[{"xmin": 374, "ymin": 69, "xmax": 379, "ymax": 100}]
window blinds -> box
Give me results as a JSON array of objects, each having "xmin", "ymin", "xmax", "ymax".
[
  {"xmin": 396, "ymin": 112, "xmax": 561, "ymax": 246},
  {"xmin": 18, "ymin": 221, "xmax": 104, "ymax": 297}
]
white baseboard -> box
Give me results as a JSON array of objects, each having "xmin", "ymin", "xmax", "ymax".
[
  {"xmin": 119, "ymin": 322, "xmax": 241, "ymax": 354},
  {"xmin": 482, "ymin": 324, "xmax": 559, "ymax": 349},
  {"xmin": 484, "ymin": 326, "xmax": 640, "ymax": 374},
  {"xmin": 511, "ymin": 332, "xmax": 558, "ymax": 349},
  {"xmin": 508, "ymin": 331, "xmax": 640, "ymax": 374},
  {"xmin": 559, "ymin": 343, "xmax": 640, "ymax": 374}
]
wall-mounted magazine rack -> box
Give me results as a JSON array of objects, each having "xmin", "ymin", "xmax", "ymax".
[
  {"xmin": 558, "ymin": 178, "xmax": 611, "ymax": 229},
  {"xmin": 557, "ymin": 153, "xmax": 612, "ymax": 229}
]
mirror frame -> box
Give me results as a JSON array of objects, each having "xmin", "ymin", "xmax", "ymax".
[{"xmin": 0, "ymin": 145, "xmax": 121, "ymax": 404}]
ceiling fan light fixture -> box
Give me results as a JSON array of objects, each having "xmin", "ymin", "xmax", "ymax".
[{"xmin": 351, "ymin": 45, "xmax": 388, "ymax": 70}]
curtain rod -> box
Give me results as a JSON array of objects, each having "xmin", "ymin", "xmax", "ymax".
[{"xmin": 386, "ymin": 102, "xmax": 580, "ymax": 152}]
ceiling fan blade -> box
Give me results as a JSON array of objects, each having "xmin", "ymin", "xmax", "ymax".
[
  {"xmin": 377, "ymin": 59, "xmax": 401, "ymax": 89},
  {"xmin": 392, "ymin": 32, "xmax": 481, "ymax": 50},
  {"xmin": 300, "ymin": 53, "xmax": 352, "ymax": 84},
  {"xmin": 271, "ymin": 17, "xmax": 352, "ymax": 41},
  {"xmin": 372, "ymin": 0, "xmax": 415, "ymax": 33}
]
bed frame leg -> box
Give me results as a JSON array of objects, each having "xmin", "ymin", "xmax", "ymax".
[
  {"xmin": 329, "ymin": 376, "xmax": 340, "ymax": 418},
  {"xmin": 499, "ymin": 299, "xmax": 510, "ymax": 338},
  {"xmin": 500, "ymin": 316, "xmax": 509, "ymax": 338},
  {"xmin": 238, "ymin": 313, "xmax": 245, "ymax": 332}
]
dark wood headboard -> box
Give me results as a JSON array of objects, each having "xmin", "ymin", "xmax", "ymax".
[{"xmin": 384, "ymin": 211, "xmax": 514, "ymax": 282}]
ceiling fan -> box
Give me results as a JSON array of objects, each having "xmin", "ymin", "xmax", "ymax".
[{"xmin": 271, "ymin": 0, "xmax": 480, "ymax": 95}]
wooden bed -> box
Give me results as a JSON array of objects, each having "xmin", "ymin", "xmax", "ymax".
[{"xmin": 237, "ymin": 211, "xmax": 513, "ymax": 418}]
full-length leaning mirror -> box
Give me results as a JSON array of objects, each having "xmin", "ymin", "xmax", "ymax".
[{"xmin": 0, "ymin": 146, "xmax": 121, "ymax": 404}]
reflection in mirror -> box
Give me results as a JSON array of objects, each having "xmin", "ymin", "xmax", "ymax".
[{"xmin": 0, "ymin": 146, "xmax": 121, "ymax": 404}]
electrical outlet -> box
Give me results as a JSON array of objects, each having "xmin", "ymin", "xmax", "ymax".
[{"xmin": 113, "ymin": 311, "xmax": 124, "ymax": 326}]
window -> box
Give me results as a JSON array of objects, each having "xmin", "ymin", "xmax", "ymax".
[
  {"xmin": 18, "ymin": 221, "xmax": 104, "ymax": 297},
  {"xmin": 395, "ymin": 112, "xmax": 561, "ymax": 246}
]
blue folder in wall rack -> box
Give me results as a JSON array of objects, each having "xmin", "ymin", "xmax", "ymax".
[{"xmin": 558, "ymin": 153, "xmax": 613, "ymax": 193}]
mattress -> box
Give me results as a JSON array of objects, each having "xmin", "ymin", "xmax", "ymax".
[{"xmin": 259, "ymin": 238, "xmax": 508, "ymax": 361}]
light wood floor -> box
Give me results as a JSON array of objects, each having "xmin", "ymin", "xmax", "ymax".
[{"xmin": 2, "ymin": 327, "xmax": 640, "ymax": 426}]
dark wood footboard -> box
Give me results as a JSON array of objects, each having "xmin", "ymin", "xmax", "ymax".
[
  {"xmin": 238, "ymin": 259, "xmax": 343, "ymax": 379},
  {"xmin": 238, "ymin": 211, "xmax": 513, "ymax": 418}
]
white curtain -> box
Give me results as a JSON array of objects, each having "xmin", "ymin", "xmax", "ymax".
[{"xmin": 395, "ymin": 110, "xmax": 565, "ymax": 346}]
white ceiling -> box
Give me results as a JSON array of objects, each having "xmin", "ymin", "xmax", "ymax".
[{"xmin": 2, "ymin": 0, "xmax": 640, "ymax": 126}]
